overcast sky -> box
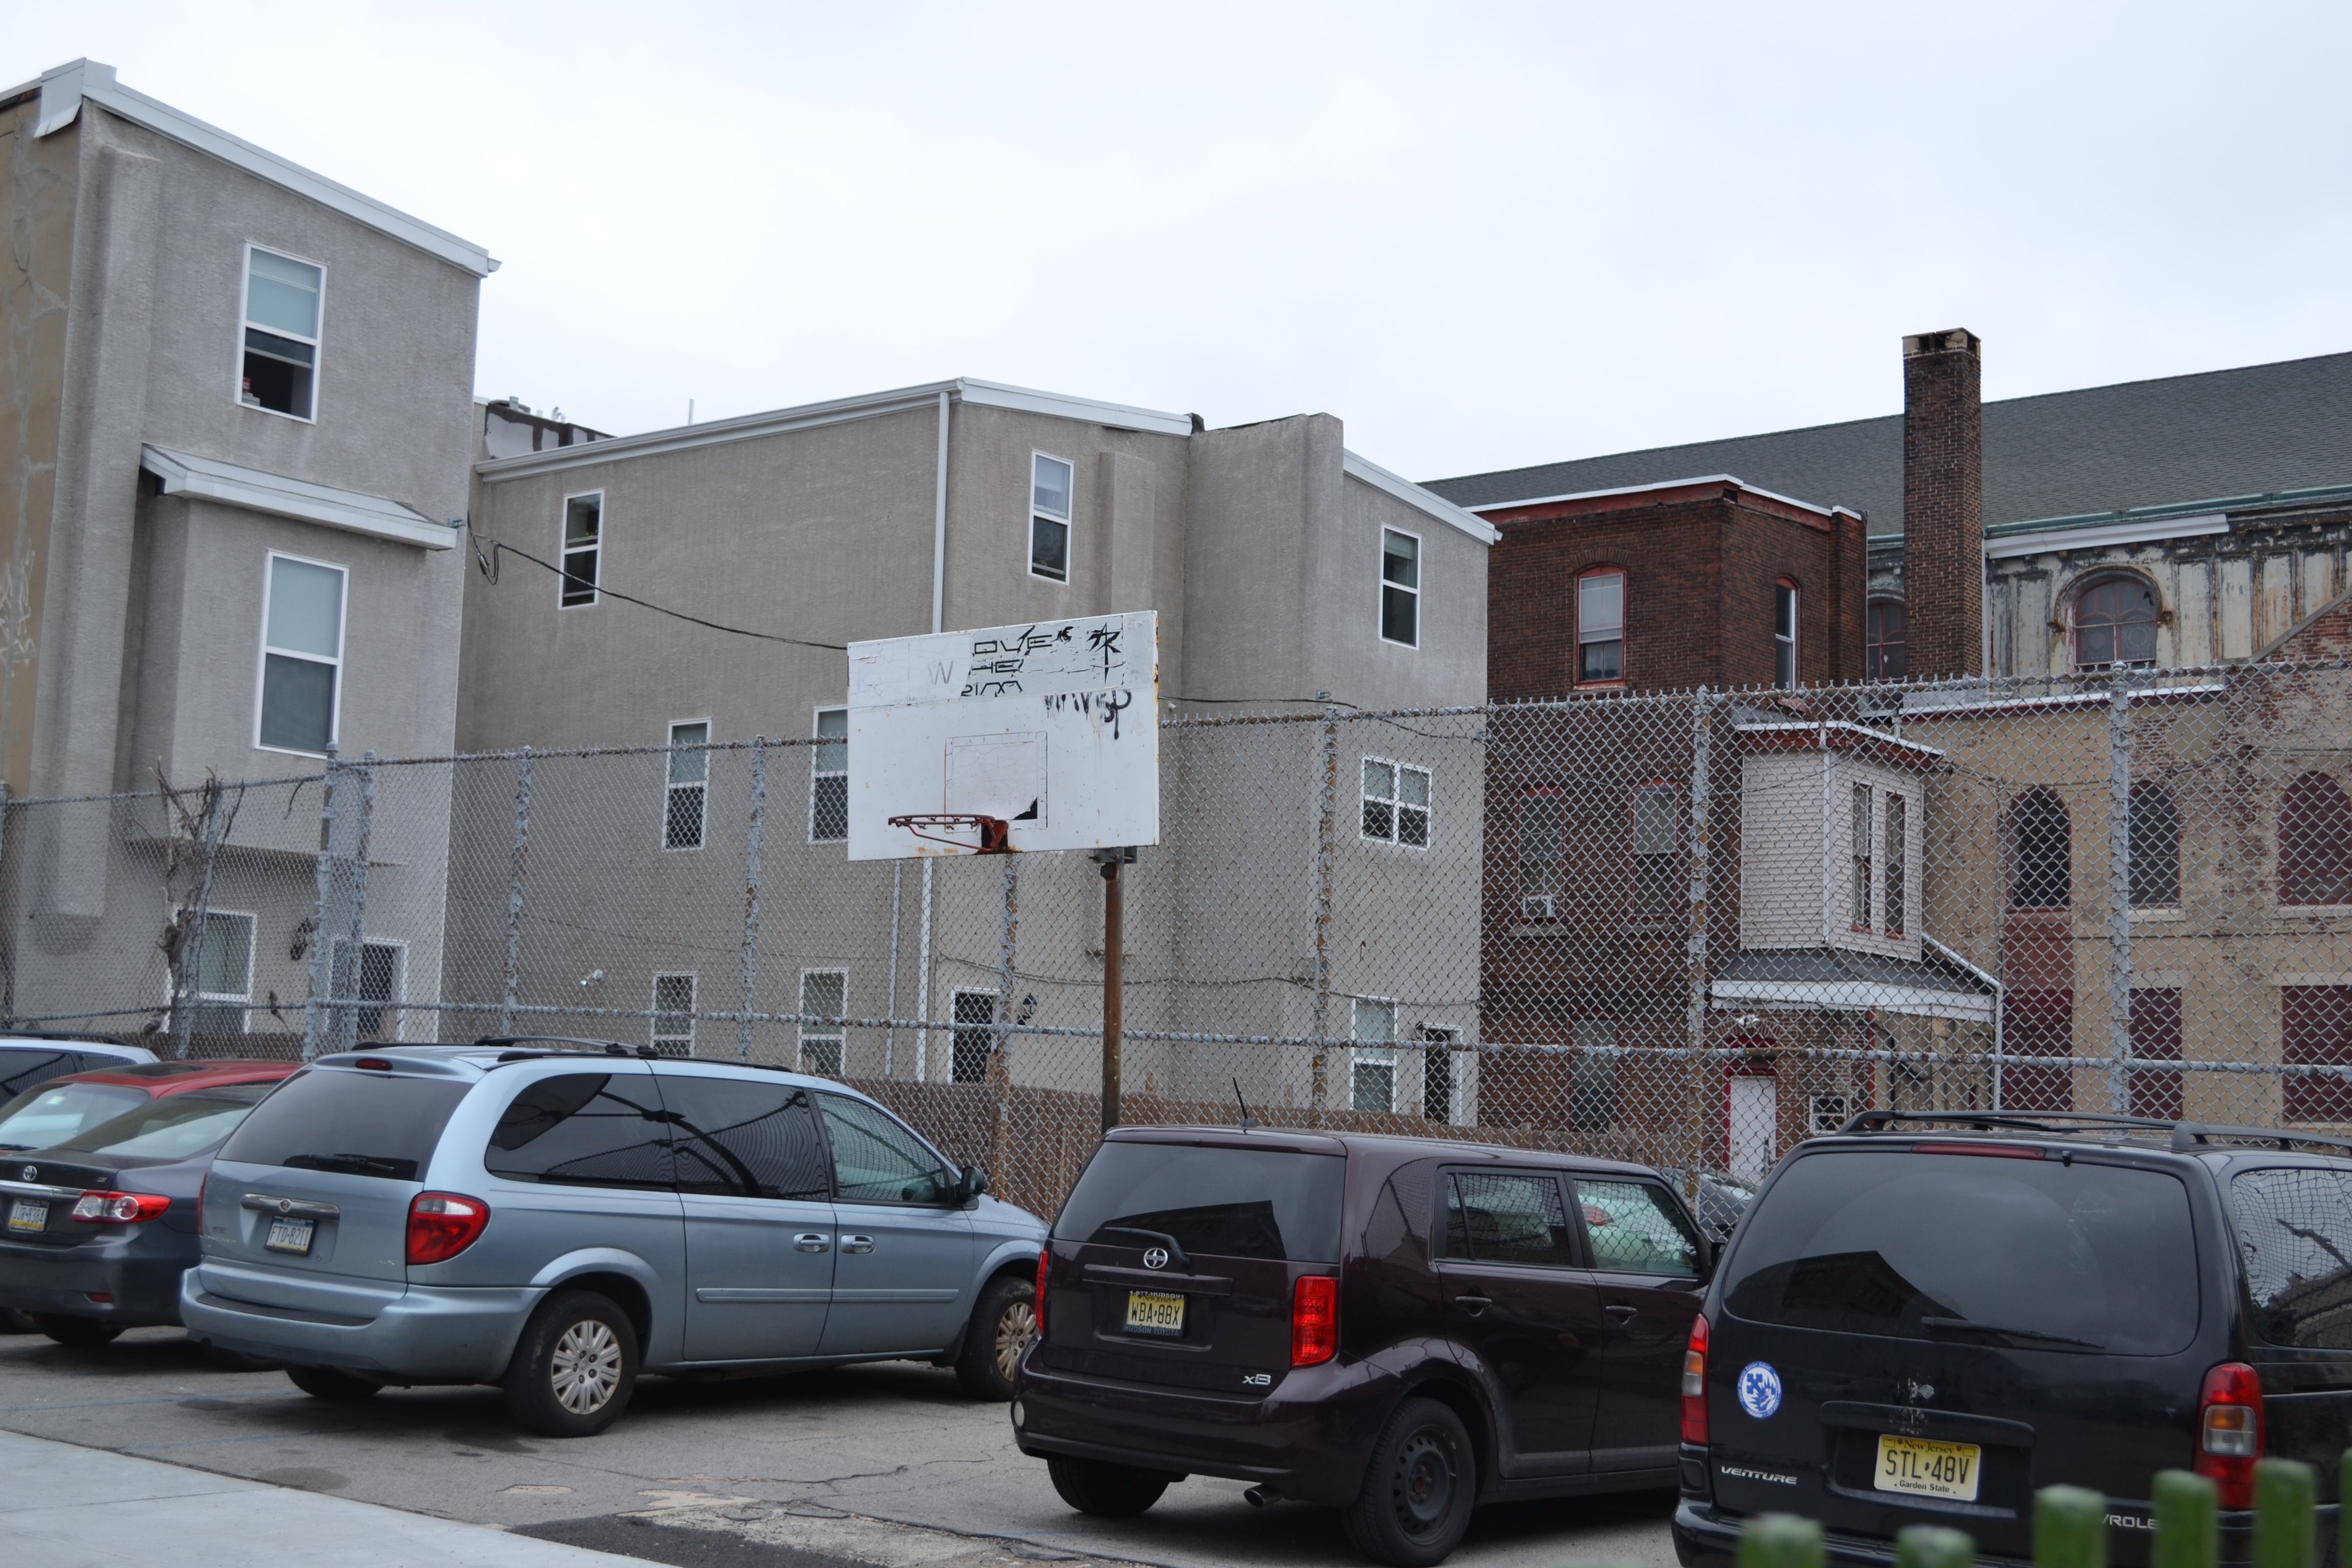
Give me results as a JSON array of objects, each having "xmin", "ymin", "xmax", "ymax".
[{"xmin": 10, "ymin": 4, "xmax": 2349, "ymax": 483}]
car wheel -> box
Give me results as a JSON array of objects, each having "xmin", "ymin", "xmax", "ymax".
[
  {"xmin": 503, "ymin": 1289, "xmax": 637, "ymax": 1438},
  {"xmin": 954, "ymin": 1270, "xmax": 1035, "ymax": 1400},
  {"xmin": 28, "ymin": 1313, "xmax": 124, "ymax": 1348},
  {"xmin": 1341, "ymin": 1396, "xmax": 1476, "ymax": 1567},
  {"xmin": 1046, "ymin": 1455, "xmax": 1173, "ymax": 1516},
  {"xmin": 286, "ymin": 1364, "xmax": 384, "ymax": 1402}
]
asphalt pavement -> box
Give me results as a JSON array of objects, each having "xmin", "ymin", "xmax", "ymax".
[{"xmin": 0, "ymin": 1326, "xmax": 1678, "ymax": 1568}]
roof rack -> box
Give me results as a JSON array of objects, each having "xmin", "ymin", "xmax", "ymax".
[
  {"xmin": 468, "ymin": 1035, "xmax": 651, "ymax": 1064},
  {"xmin": 1840, "ymin": 1109, "xmax": 2177, "ymax": 1137},
  {"xmin": 2168, "ymin": 1123, "xmax": 2352, "ymax": 1156}
]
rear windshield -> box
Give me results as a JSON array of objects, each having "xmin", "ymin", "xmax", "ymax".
[
  {"xmin": 0, "ymin": 1048, "xmax": 93, "ymax": 1101},
  {"xmin": 61, "ymin": 1087, "xmax": 273, "ymax": 1164},
  {"xmin": 0, "ymin": 1082, "xmax": 149, "ymax": 1151},
  {"xmin": 1055, "ymin": 1142, "xmax": 1345, "ymax": 1263},
  {"xmin": 216, "ymin": 1069, "xmax": 469, "ymax": 1182},
  {"xmin": 1722, "ymin": 1148, "xmax": 2200, "ymax": 1355}
]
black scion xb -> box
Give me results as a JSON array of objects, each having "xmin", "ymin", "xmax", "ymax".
[{"xmin": 1675, "ymin": 1112, "xmax": 2352, "ymax": 1568}]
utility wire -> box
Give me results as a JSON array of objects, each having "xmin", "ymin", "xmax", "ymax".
[{"xmin": 468, "ymin": 525, "xmax": 846, "ymax": 651}]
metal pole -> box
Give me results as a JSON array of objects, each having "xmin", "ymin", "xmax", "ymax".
[
  {"xmin": 916, "ymin": 860, "xmax": 934, "ymax": 1080},
  {"xmin": 738, "ymin": 738, "xmax": 767, "ymax": 1062},
  {"xmin": 1101, "ymin": 854, "xmax": 1122, "ymax": 1135},
  {"xmin": 885, "ymin": 861, "xmax": 902, "ymax": 1075},
  {"xmin": 1684, "ymin": 690, "xmax": 1713, "ymax": 1194},
  {"xmin": 2107, "ymin": 676, "xmax": 2135, "ymax": 1115},
  {"xmin": 1311, "ymin": 708, "xmax": 1338, "ymax": 1124},
  {"xmin": 173, "ymin": 782, "xmax": 228, "ymax": 1060},
  {"xmin": 498, "ymin": 747, "xmax": 532, "ymax": 1038},
  {"xmin": 301, "ymin": 747, "xmax": 341, "ymax": 1059},
  {"xmin": 993, "ymin": 857, "xmax": 1017, "ymax": 1184},
  {"xmin": 333, "ymin": 755, "xmax": 377, "ymax": 1052}
]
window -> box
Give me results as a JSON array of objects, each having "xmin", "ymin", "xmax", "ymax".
[
  {"xmin": 483, "ymin": 1072, "xmax": 673, "ymax": 1190},
  {"xmin": 1381, "ymin": 528, "xmax": 1420, "ymax": 647},
  {"xmin": 1577, "ymin": 569, "xmax": 1625, "ymax": 684},
  {"xmin": 651, "ymin": 973, "xmax": 696, "ymax": 1056},
  {"xmin": 818, "ymin": 1092, "xmax": 954, "ymax": 1205},
  {"xmin": 1352, "ymin": 997, "xmax": 1396, "ymax": 1114},
  {"xmin": 1850, "ymin": 784, "xmax": 1873, "ymax": 932},
  {"xmin": 2283, "ymin": 987, "xmax": 2352, "ymax": 1124},
  {"xmin": 2008, "ymin": 788, "xmax": 2071, "ymax": 909},
  {"xmin": 1443, "ymin": 1171, "xmax": 1575, "ymax": 1266},
  {"xmin": 1519, "ymin": 791, "xmax": 1561, "ymax": 918},
  {"xmin": 1866, "ymin": 599, "xmax": 1907, "ymax": 679},
  {"xmin": 1420, "ymin": 1026, "xmax": 1457, "ymax": 1123},
  {"xmin": 1631, "ymin": 781, "xmax": 1679, "ymax": 919},
  {"xmin": 2232, "ymin": 1168, "xmax": 2352, "ymax": 1348},
  {"xmin": 330, "ymin": 939, "xmax": 403, "ymax": 1040},
  {"xmin": 951, "ymin": 989, "xmax": 996, "ymax": 1084},
  {"xmin": 1574, "ymin": 1178, "xmax": 1701, "ymax": 1277},
  {"xmin": 660, "ymin": 1074, "xmax": 830, "ymax": 1199},
  {"xmin": 1572, "ymin": 1018, "xmax": 1615, "ymax": 1132},
  {"xmin": 2129, "ymin": 988, "xmax": 2185, "ymax": 1122},
  {"xmin": 559, "ymin": 493, "xmax": 602, "ymax": 607},
  {"xmin": 1773, "ymin": 579, "xmax": 1799, "ymax": 687},
  {"xmin": 1030, "ymin": 453, "xmax": 1072, "ymax": 582},
  {"xmin": 2129, "ymin": 783, "xmax": 2180, "ymax": 909},
  {"xmin": 1055, "ymin": 1142, "xmax": 1346, "ymax": 1261},
  {"xmin": 189, "ymin": 911, "xmax": 255, "ymax": 1035},
  {"xmin": 1808, "ymin": 1094, "xmax": 1850, "ymax": 1134},
  {"xmin": 2075, "ymin": 576, "xmax": 2159, "ymax": 671},
  {"xmin": 2281, "ymin": 773, "xmax": 2352, "ymax": 906},
  {"xmin": 1883, "ymin": 793, "xmax": 1907, "ymax": 936},
  {"xmin": 1361, "ymin": 759, "xmax": 1431, "ymax": 847},
  {"xmin": 811, "ymin": 708, "xmax": 848, "ymax": 842},
  {"xmin": 218, "ymin": 1070, "xmax": 470, "ymax": 1183},
  {"xmin": 799, "ymin": 970, "xmax": 846, "ymax": 1077},
  {"xmin": 665, "ymin": 721, "xmax": 709, "ymax": 850},
  {"xmin": 239, "ymin": 246, "xmax": 321, "ymax": 419},
  {"xmin": 2001, "ymin": 989, "xmax": 2075, "ymax": 1113},
  {"xmin": 256, "ymin": 554, "xmax": 345, "ymax": 754}
]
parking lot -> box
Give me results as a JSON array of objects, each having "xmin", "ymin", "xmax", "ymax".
[{"xmin": 0, "ymin": 1328, "xmax": 1677, "ymax": 1568}]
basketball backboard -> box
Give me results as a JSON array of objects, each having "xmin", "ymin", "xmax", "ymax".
[{"xmin": 846, "ymin": 611, "xmax": 1159, "ymax": 859}]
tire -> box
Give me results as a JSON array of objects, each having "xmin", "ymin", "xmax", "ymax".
[
  {"xmin": 503, "ymin": 1289, "xmax": 638, "ymax": 1438},
  {"xmin": 286, "ymin": 1364, "xmax": 383, "ymax": 1402},
  {"xmin": 954, "ymin": 1271, "xmax": 1035, "ymax": 1400},
  {"xmin": 1340, "ymin": 1396, "xmax": 1477, "ymax": 1568},
  {"xmin": 1047, "ymin": 1455, "xmax": 1173, "ymax": 1517},
  {"xmin": 28, "ymin": 1313, "xmax": 124, "ymax": 1348}
]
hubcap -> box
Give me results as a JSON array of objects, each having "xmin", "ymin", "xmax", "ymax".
[
  {"xmin": 994, "ymin": 1300, "xmax": 1037, "ymax": 1383},
  {"xmin": 1389, "ymin": 1427, "xmax": 1455, "ymax": 1536},
  {"xmin": 549, "ymin": 1318, "xmax": 623, "ymax": 1415}
]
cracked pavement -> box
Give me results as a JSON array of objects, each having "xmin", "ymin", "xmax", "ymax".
[{"xmin": 0, "ymin": 1328, "xmax": 1677, "ymax": 1568}]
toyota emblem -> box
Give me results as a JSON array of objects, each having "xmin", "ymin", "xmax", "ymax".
[
  {"xmin": 1142, "ymin": 1247, "xmax": 1169, "ymax": 1270},
  {"xmin": 18, "ymin": 1166, "xmax": 34, "ymax": 1183}
]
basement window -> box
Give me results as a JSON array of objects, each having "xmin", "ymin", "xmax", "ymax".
[
  {"xmin": 240, "ymin": 247, "xmax": 322, "ymax": 420},
  {"xmin": 560, "ymin": 493, "xmax": 602, "ymax": 607},
  {"xmin": 1031, "ymin": 454, "xmax": 1072, "ymax": 583}
]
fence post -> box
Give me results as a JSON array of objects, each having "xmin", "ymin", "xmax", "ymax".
[
  {"xmin": 2154, "ymin": 1469, "xmax": 2219, "ymax": 1568},
  {"xmin": 1311, "ymin": 707, "xmax": 1338, "ymax": 1124},
  {"xmin": 1896, "ymin": 1525, "xmax": 1975, "ymax": 1568},
  {"xmin": 1685, "ymin": 689, "xmax": 1714, "ymax": 1194},
  {"xmin": 1737, "ymin": 1514, "xmax": 1824, "ymax": 1568},
  {"xmin": 300, "ymin": 748, "xmax": 342, "ymax": 1059},
  {"xmin": 738, "ymin": 738, "xmax": 767, "ymax": 1062},
  {"xmin": 329, "ymin": 755, "xmax": 377, "ymax": 1053},
  {"xmin": 2107, "ymin": 676, "xmax": 2135, "ymax": 1115},
  {"xmin": 172, "ymin": 781, "xmax": 228, "ymax": 1060},
  {"xmin": 498, "ymin": 747, "xmax": 532, "ymax": 1038},
  {"xmin": 2036, "ymin": 1485, "xmax": 2106, "ymax": 1568},
  {"xmin": 2253, "ymin": 1459, "xmax": 2316, "ymax": 1568},
  {"xmin": 995, "ymin": 856, "xmax": 1017, "ymax": 1184}
]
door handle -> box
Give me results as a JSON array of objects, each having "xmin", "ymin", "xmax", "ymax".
[
  {"xmin": 793, "ymin": 1232, "xmax": 830, "ymax": 1253},
  {"xmin": 1455, "ymin": 1294, "xmax": 1491, "ymax": 1315},
  {"xmin": 841, "ymin": 1235, "xmax": 876, "ymax": 1255},
  {"xmin": 1605, "ymin": 1304, "xmax": 1639, "ymax": 1323}
]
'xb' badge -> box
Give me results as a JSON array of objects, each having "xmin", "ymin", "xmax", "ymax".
[{"xmin": 1737, "ymin": 1361, "xmax": 1783, "ymax": 1419}]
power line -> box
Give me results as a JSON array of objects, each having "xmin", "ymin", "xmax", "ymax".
[{"xmin": 468, "ymin": 525, "xmax": 846, "ymax": 652}]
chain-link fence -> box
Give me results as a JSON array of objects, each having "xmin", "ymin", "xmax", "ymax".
[{"xmin": 4, "ymin": 662, "xmax": 2349, "ymax": 1219}]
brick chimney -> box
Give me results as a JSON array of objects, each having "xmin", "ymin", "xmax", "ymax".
[{"xmin": 1901, "ymin": 328, "xmax": 1984, "ymax": 679}]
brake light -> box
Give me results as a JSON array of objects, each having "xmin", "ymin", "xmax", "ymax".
[
  {"xmin": 1033, "ymin": 1248, "xmax": 1050, "ymax": 1338},
  {"xmin": 1682, "ymin": 1314, "xmax": 1710, "ymax": 1444},
  {"xmin": 1292, "ymin": 1274, "xmax": 1338, "ymax": 1366},
  {"xmin": 406, "ymin": 1192, "xmax": 490, "ymax": 1265},
  {"xmin": 70, "ymin": 1191, "xmax": 171, "ymax": 1224},
  {"xmin": 2194, "ymin": 1361, "xmax": 2264, "ymax": 1508},
  {"xmin": 1910, "ymin": 1143, "xmax": 2046, "ymax": 1159}
]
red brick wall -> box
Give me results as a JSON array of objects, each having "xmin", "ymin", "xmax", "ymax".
[{"xmin": 1902, "ymin": 330, "xmax": 1984, "ymax": 679}]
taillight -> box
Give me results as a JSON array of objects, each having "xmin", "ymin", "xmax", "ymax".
[
  {"xmin": 2194, "ymin": 1361, "xmax": 2263, "ymax": 1508},
  {"xmin": 1681, "ymin": 1315, "xmax": 1710, "ymax": 1445},
  {"xmin": 70, "ymin": 1191, "xmax": 171, "ymax": 1224},
  {"xmin": 406, "ymin": 1192, "xmax": 490, "ymax": 1265},
  {"xmin": 1033, "ymin": 1248, "xmax": 1050, "ymax": 1338},
  {"xmin": 1292, "ymin": 1274, "xmax": 1338, "ymax": 1366}
]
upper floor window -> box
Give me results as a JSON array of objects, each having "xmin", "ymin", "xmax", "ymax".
[
  {"xmin": 1773, "ymin": 580, "xmax": 1799, "ymax": 687},
  {"xmin": 1362, "ymin": 758, "xmax": 1431, "ymax": 847},
  {"xmin": 810, "ymin": 708, "xmax": 848, "ymax": 842},
  {"xmin": 1867, "ymin": 599, "xmax": 1907, "ymax": 679},
  {"xmin": 2129, "ymin": 783, "xmax": 2180, "ymax": 909},
  {"xmin": 2008, "ymin": 788, "xmax": 2071, "ymax": 909},
  {"xmin": 560, "ymin": 493, "xmax": 602, "ymax": 607},
  {"xmin": 1883, "ymin": 792, "xmax": 1907, "ymax": 936},
  {"xmin": 256, "ymin": 553, "xmax": 345, "ymax": 754},
  {"xmin": 1381, "ymin": 529, "xmax": 1420, "ymax": 647},
  {"xmin": 2075, "ymin": 576, "xmax": 2159, "ymax": 671},
  {"xmin": 1577, "ymin": 569, "xmax": 1625, "ymax": 684},
  {"xmin": 1030, "ymin": 453, "xmax": 1072, "ymax": 583},
  {"xmin": 2281, "ymin": 772, "xmax": 2352, "ymax": 907},
  {"xmin": 240, "ymin": 246, "xmax": 322, "ymax": 420},
  {"xmin": 665, "ymin": 720, "xmax": 709, "ymax": 850}
]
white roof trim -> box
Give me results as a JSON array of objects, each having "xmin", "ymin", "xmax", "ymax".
[
  {"xmin": 1731, "ymin": 719, "xmax": 1945, "ymax": 759},
  {"xmin": 1985, "ymin": 512, "xmax": 2228, "ymax": 559},
  {"xmin": 1463, "ymin": 473, "xmax": 1860, "ymax": 523},
  {"xmin": 141, "ymin": 446, "xmax": 454, "ymax": 549},
  {"xmin": 32, "ymin": 60, "xmax": 496, "ymax": 277},
  {"xmin": 1343, "ymin": 451, "xmax": 1499, "ymax": 545},
  {"xmin": 476, "ymin": 376, "xmax": 1190, "ymax": 481},
  {"xmin": 1709, "ymin": 976, "xmax": 1996, "ymax": 1024}
]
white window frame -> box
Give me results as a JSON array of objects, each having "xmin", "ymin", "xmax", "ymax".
[
  {"xmin": 1028, "ymin": 451, "xmax": 1074, "ymax": 584},
  {"xmin": 1576, "ymin": 567, "xmax": 1626, "ymax": 685},
  {"xmin": 1774, "ymin": 580, "xmax": 1799, "ymax": 687},
  {"xmin": 253, "ymin": 549, "xmax": 348, "ymax": 757},
  {"xmin": 651, "ymin": 972, "xmax": 697, "ymax": 1055},
  {"xmin": 165, "ymin": 907, "xmax": 257, "ymax": 1035},
  {"xmin": 1380, "ymin": 526, "xmax": 1422, "ymax": 649},
  {"xmin": 810, "ymin": 706, "xmax": 848, "ymax": 843},
  {"xmin": 663, "ymin": 718, "xmax": 710, "ymax": 852},
  {"xmin": 1361, "ymin": 756, "xmax": 1432, "ymax": 848},
  {"xmin": 330, "ymin": 936, "xmax": 408, "ymax": 1042},
  {"xmin": 558, "ymin": 489, "xmax": 604, "ymax": 609},
  {"xmin": 1809, "ymin": 1094, "xmax": 1851, "ymax": 1135},
  {"xmin": 235, "ymin": 242, "xmax": 324, "ymax": 424},
  {"xmin": 1351, "ymin": 997, "xmax": 1398, "ymax": 1113},
  {"xmin": 799, "ymin": 968, "xmax": 848, "ymax": 1077}
]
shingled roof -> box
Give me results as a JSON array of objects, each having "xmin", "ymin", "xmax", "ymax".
[{"xmin": 1423, "ymin": 349, "xmax": 2352, "ymax": 536}]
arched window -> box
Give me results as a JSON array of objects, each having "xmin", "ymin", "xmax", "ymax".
[
  {"xmin": 2074, "ymin": 576, "xmax": 2159, "ymax": 671},
  {"xmin": 2128, "ymin": 783, "xmax": 2180, "ymax": 909},
  {"xmin": 2281, "ymin": 772, "xmax": 2352, "ymax": 906},
  {"xmin": 2008, "ymin": 789, "xmax": 2071, "ymax": 909},
  {"xmin": 1773, "ymin": 579, "xmax": 1799, "ymax": 687},
  {"xmin": 1866, "ymin": 599, "xmax": 1907, "ymax": 679},
  {"xmin": 1575, "ymin": 567, "xmax": 1625, "ymax": 685}
]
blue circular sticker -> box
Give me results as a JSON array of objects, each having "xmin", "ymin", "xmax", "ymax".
[{"xmin": 1736, "ymin": 1361, "xmax": 1783, "ymax": 1419}]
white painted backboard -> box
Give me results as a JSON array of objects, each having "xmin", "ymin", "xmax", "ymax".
[{"xmin": 846, "ymin": 611, "xmax": 1159, "ymax": 859}]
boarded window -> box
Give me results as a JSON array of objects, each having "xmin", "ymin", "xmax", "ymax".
[
  {"xmin": 2284, "ymin": 986, "xmax": 2352, "ymax": 1123},
  {"xmin": 2130, "ymin": 783, "xmax": 2181, "ymax": 908},
  {"xmin": 2008, "ymin": 789, "xmax": 2071, "ymax": 909},
  {"xmin": 2129, "ymin": 988, "xmax": 2185, "ymax": 1122},
  {"xmin": 2281, "ymin": 773, "xmax": 2352, "ymax": 906}
]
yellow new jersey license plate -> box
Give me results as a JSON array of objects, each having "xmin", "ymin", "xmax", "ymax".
[
  {"xmin": 1124, "ymin": 1290, "xmax": 1185, "ymax": 1338},
  {"xmin": 1874, "ymin": 1434, "xmax": 1981, "ymax": 1502}
]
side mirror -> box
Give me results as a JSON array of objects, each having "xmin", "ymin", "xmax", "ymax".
[{"xmin": 960, "ymin": 1165, "xmax": 990, "ymax": 1203}]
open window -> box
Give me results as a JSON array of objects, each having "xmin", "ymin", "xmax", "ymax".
[
  {"xmin": 239, "ymin": 246, "xmax": 322, "ymax": 420},
  {"xmin": 1030, "ymin": 453, "xmax": 1072, "ymax": 582},
  {"xmin": 560, "ymin": 493, "xmax": 602, "ymax": 607},
  {"xmin": 256, "ymin": 553, "xmax": 345, "ymax": 755},
  {"xmin": 951, "ymin": 989, "xmax": 997, "ymax": 1083},
  {"xmin": 1577, "ymin": 568, "xmax": 1625, "ymax": 684}
]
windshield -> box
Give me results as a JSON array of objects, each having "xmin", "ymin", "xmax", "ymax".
[
  {"xmin": 1055, "ymin": 1142, "xmax": 1346, "ymax": 1262},
  {"xmin": 0, "ymin": 1082, "xmax": 150, "ymax": 1151},
  {"xmin": 1721, "ymin": 1148, "xmax": 2200, "ymax": 1355},
  {"xmin": 217, "ymin": 1068, "xmax": 469, "ymax": 1182},
  {"xmin": 60, "ymin": 1087, "xmax": 272, "ymax": 1162}
]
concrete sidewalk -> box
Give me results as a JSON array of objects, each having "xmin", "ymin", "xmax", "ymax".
[{"xmin": 0, "ymin": 1427, "xmax": 655, "ymax": 1567}]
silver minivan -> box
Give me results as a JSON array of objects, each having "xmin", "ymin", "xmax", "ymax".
[{"xmin": 180, "ymin": 1042, "xmax": 1046, "ymax": 1435}]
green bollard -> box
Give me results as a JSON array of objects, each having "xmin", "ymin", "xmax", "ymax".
[
  {"xmin": 2252, "ymin": 1459, "xmax": 2317, "ymax": 1568},
  {"xmin": 2038, "ymin": 1485, "xmax": 2109, "ymax": 1568},
  {"xmin": 1897, "ymin": 1523, "xmax": 1977, "ymax": 1568},
  {"xmin": 2341, "ymin": 1453, "xmax": 2352, "ymax": 1568},
  {"xmin": 2154, "ymin": 1469, "xmax": 2220, "ymax": 1568},
  {"xmin": 1738, "ymin": 1513, "xmax": 1827, "ymax": 1568}
]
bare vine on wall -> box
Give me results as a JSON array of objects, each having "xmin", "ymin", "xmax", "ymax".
[{"xmin": 154, "ymin": 768, "xmax": 243, "ymax": 1046}]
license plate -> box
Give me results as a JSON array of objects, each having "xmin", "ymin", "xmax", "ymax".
[
  {"xmin": 1874, "ymin": 1434, "xmax": 1981, "ymax": 1502},
  {"xmin": 1124, "ymin": 1290, "xmax": 1185, "ymax": 1338},
  {"xmin": 7, "ymin": 1199, "xmax": 45, "ymax": 1233},
  {"xmin": 264, "ymin": 1217, "xmax": 315, "ymax": 1255}
]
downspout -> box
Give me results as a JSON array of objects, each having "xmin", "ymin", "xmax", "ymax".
[{"xmin": 916, "ymin": 389, "xmax": 950, "ymax": 1079}]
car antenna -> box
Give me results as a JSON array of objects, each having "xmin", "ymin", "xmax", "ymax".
[{"xmin": 1233, "ymin": 1077, "xmax": 1257, "ymax": 1132}]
